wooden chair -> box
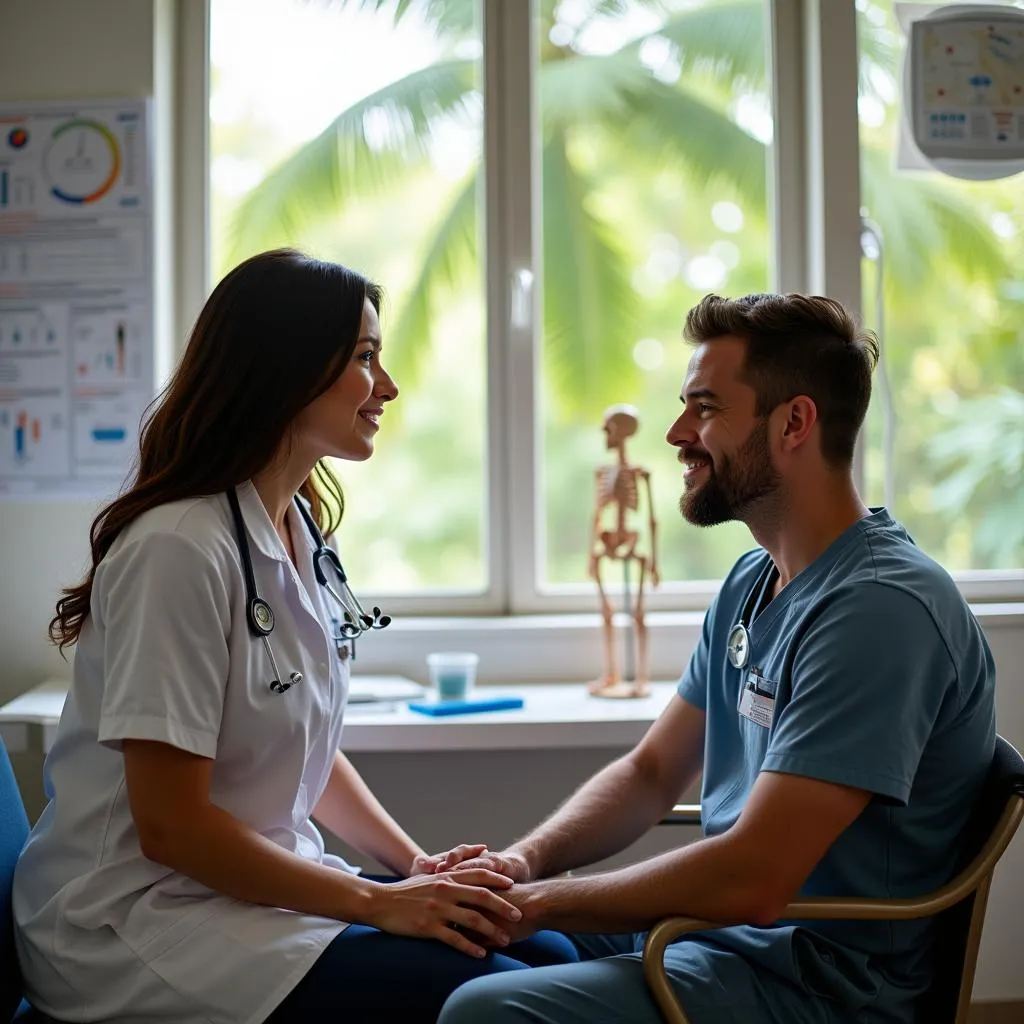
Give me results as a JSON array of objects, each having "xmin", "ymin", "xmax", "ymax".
[{"xmin": 644, "ymin": 735, "xmax": 1024, "ymax": 1024}]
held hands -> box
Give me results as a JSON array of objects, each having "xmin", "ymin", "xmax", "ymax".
[
  {"xmin": 412, "ymin": 844, "xmax": 532, "ymax": 883},
  {"xmin": 365, "ymin": 869, "xmax": 523, "ymax": 958}
]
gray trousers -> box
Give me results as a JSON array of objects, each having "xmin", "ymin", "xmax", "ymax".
[{"xmin": 438, "ymin": 931, "xmax": 843, "ymax": 1024}]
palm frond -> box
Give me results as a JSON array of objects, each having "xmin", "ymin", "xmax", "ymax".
[
  {"xmin": 647, "ymin": 1, "xmax": 766, "ymax": 88},
  {"xmin": 225, "ymin": 59, "xmax": 477, "ymax": 263},
  {"xmin": 861, "ymin": 147, "xmax": 1008, "ymax": 289},
  {"xmin": 857, "ymin": 9, "xmax": 901, "ymax": 99},
  {"xmin": 305, "ymin": 0, "xmax": 477, "ymax": 38},
  {"xmin": 926, "ymin": 388, "xmax": 1024, "ymax": 563},
  {"xmin": 541, "ymin": 48, "xmax": 659, "ymax": 128},
  {"xmin": 385, "ymin": 171, "xmax": 480, "ymax": 392},
  {"xmin": 542, "ymin": 131, "xmax": 640, "ymax": 418},
  {"xmin": 588, "ymin": 0, "xmax": 669, "ymax": 17},
  {"xmin": 611, "ymin": 79, "xmax": 767, "ymax": 206}
]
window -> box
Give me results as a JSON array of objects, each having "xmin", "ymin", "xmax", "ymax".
[
  {"xmin": 209, "ymin": 0, "xmax": 776, "ymax": 613},
  {"xmin": 207, "ymin": 0, "xmax": 1021, "ymax": 621},
  {"xmin": 856, "ymin": 0, "xmax": 1024, "ymax": 577}
]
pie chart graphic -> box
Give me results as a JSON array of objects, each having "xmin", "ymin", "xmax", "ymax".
[{"xmin": 43, "ymin": 119, "xmax": 121, "ymax": 205}]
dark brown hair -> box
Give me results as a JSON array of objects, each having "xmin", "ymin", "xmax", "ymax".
[
  {"xmin": 50, "ymin": 248, "xmax": 383, "ymax": 652},
  {"xmin": 684, "ymin": 292, "xmax": 879, "ymax": 466}
]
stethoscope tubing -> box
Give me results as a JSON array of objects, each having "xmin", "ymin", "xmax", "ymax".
[{"xmin": 726, "ymin": 558, "xmax": 777, "ymax": 671}]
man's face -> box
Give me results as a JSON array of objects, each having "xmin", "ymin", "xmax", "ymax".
[{"xmin": 665, "ymin": 337, "xmax": 781, "ymax": 526}]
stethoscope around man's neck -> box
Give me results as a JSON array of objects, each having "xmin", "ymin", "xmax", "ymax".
[
  {"xmin": 725, "ymin": 558, "xmax": 778, "ymax": 671},
  {"xmin": 227, "ymin": 487, "xmax": 390, "ymax": 694}
]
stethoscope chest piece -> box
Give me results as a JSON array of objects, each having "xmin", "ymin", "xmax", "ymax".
[
  {"xmin": 250, "ymin": 598, "xmax": 274, "ymax": 636},
  {"xmin": 727, "ymin": 622, "xmax": 750, "ymax": 669}
]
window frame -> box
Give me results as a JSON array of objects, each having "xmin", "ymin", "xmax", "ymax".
[{"xmin": 180, "ymin": 0, "xmax": 1024, "ymax": 639}]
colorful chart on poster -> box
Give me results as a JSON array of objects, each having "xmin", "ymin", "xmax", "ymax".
[{"xmin": 43, "ymin": 119, "xmax": 122, "ymax": 205}]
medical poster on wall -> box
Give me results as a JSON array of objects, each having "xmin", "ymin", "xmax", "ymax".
[{"xmin": 0, "ymin": 98, "xmax": 154, "ymax": 498}]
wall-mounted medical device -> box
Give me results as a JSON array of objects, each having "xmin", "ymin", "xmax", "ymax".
[{"xmin": 900, "ymin": 2, "xmax": 1024, "ymax": 179}]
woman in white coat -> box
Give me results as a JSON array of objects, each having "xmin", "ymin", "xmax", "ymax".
[{"xmin": 13, "ymin": 249, "xmax": 578, "ymax": 1024}]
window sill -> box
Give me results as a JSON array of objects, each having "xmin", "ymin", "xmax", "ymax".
[
  {"xmin": 351, "ymin": 603, "xmax": 1024, "ymax": 685},
  {"xmin": 0, "ymin": 679, "xmax": 681, "ymax": 755},
  {"xmin": 3, "ymin": 605, "xmax": 1019, "ymax": 755}
]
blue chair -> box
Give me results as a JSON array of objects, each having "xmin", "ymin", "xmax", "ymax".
[{"xmin": 0, "ymin": 738, "xmax": 45, "ymax": 1022}]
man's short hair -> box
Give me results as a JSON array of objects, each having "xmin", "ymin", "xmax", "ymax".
[{"xmin": 683, "ymin": 293, "xmax": 879, "ymax": 467}]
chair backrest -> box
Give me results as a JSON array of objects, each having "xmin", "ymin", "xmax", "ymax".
[
  {"xmin": 0, "ymin": 739, "xmax": 29, "ymax": 1022},
  {"xmin": 919, "ymin": 735, "xmax": 1024, "ymax": 1024}
]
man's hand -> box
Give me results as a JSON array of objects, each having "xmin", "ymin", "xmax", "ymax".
[
  {"xmin": 464, "ymin": 880, "xmax": 548, "ymax": 946},
  {"xmin": 412, "ymin": 844, "xmax": 533, "ymax": 883}
]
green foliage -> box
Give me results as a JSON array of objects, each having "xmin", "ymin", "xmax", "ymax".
[
  {"xmin": 542, "ymin": 133, "xmax": 639, "ymax": 415},
  {"xmin": 926, "ymin": 389, "xmax": 1024, "ymax": 566},
  {"xmin": 384, "ymin": 172, "xmax": 480, "ymax": 395},
  {"xmin": 649, "ymin": 1, "xmax": 766, "ymax": 86},
  {"xmin": 861, "ymin": 148, "xmax": 1008, "ymax": 289},
  {"xmin": 224, "ymin": 59, "xmax": 477, "ymax": 265},
  {"xmin": 612, "ymin": 79, "xmax": 766, "ymax": 206}
]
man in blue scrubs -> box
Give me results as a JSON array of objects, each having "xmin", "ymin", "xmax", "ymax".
[{"xmin": 436, "ymin": 293, "xmax": 996, "ymax": 1023}]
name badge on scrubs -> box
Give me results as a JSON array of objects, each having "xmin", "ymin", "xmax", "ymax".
[{"xmin": 738, "ymin": 671, "xmax": 775, "ymax": 729}]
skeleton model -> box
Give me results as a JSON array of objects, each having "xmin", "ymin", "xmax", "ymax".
[{"xmin": 588, "ymin": 405, "xmax": 659, "ymax": 699}]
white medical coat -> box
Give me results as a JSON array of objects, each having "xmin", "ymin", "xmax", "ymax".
[{"xmin": 14, "ymin": 483, "xmax": 357, "ymax": 1024}]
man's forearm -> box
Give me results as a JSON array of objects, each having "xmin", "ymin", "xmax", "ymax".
[
  {"xmin": 508, "ymin": 754, "xmax": 678, "ymax": 879},
  {"xmin": 519, "ymin": 829, "xmax": 781, "ymax": 934}
]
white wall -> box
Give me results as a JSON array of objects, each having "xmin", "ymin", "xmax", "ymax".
[{"xmin": 1, "ymin": 0, "xmax": 1021, "ymax": 1005}]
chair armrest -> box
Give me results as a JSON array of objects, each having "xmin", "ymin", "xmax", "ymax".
[{"xmin": 659, "ymin": 803, "xmax": 701, "ymax": 826}]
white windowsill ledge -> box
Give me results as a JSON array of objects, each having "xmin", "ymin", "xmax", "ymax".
[
  {"xmin": 348, "ymin": 603, "xmax": 1024, "ymax": 685},
  {"xmin": 0, "ymin": 680, "xmax": 682, "ymax": 756},
  {"xmin": 3, "ymin": 604, "xmax": 1020, "ymax": 756}
]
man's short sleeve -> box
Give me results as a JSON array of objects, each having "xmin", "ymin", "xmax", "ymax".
[
  {"xmin": 96, "ymin": 531, "xmax": 232, "ymax": 758},
  {"xmin": 678, "ymin": 597, "xmax": 718, "ymax": 712},
  {"xmin": 763, "ymin": 583, "xmax": 957, "ymax": 805}
]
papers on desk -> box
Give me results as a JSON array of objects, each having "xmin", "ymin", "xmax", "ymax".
[{"xmin": 347, "ymin": 676, "xmax": 424, "ymax": 705}]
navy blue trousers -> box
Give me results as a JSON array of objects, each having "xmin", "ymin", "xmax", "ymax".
[{"xmin": 264, "ymin": 877, "xmax": 580, "ymax": 1023}]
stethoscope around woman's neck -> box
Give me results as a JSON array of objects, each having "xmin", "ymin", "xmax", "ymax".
[{"xmin": 226, "ymin": 487, "xmax": 390, "ymax": 693}]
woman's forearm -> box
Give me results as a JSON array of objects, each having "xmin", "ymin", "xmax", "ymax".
[
  {"xmin": 312, "ymin": 752, "xmax": 425, "ymax": 876},
  {"xmin": 139, "ymin": 798, "xmax": 378, "ymax": 922}
]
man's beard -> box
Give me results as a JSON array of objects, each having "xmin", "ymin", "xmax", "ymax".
[{"xmin": 679, "ymin": 418, "xmax": 781, "ymax": 527}]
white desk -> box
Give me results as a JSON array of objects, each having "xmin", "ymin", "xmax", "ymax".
[{"xmin": 0, "ymin": 679, "xmax": 679, "ymax": 754}]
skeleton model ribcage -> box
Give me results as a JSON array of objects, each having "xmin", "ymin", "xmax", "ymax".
[{"xmin": 597, "ymin": 465, "xmax": 639, "ymax": 512}]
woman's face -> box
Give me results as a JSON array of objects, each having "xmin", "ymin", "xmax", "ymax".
[{"xmin": 293, "ymin": 298, "xmax": 398, "ymax": 462}]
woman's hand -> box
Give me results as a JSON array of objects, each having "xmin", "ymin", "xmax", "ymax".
[
  {"xmin": 437, "ymin": 846, "xmax": 533, "ymax": 883},
  {"xmin": 363, "ymin": 869, "xmax": 523, "ymax": 957},
  {"xmin": 410, "ymin": 844, "xmax": 490, "ymax": 876}
]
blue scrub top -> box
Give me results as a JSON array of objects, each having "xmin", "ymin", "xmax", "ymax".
[{"xmin": 677, "ymin": 509, "xmax": 995, "ymax": 1014}]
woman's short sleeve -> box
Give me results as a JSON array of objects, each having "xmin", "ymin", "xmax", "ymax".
[{"xmin": 95, "ymin": 531, "xmax": 232, "ymax": 758}]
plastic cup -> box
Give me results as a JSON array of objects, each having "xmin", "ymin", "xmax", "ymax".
[{"xmin": 426, "ymin": 651, "xmax": 479, "ymax": 701}]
